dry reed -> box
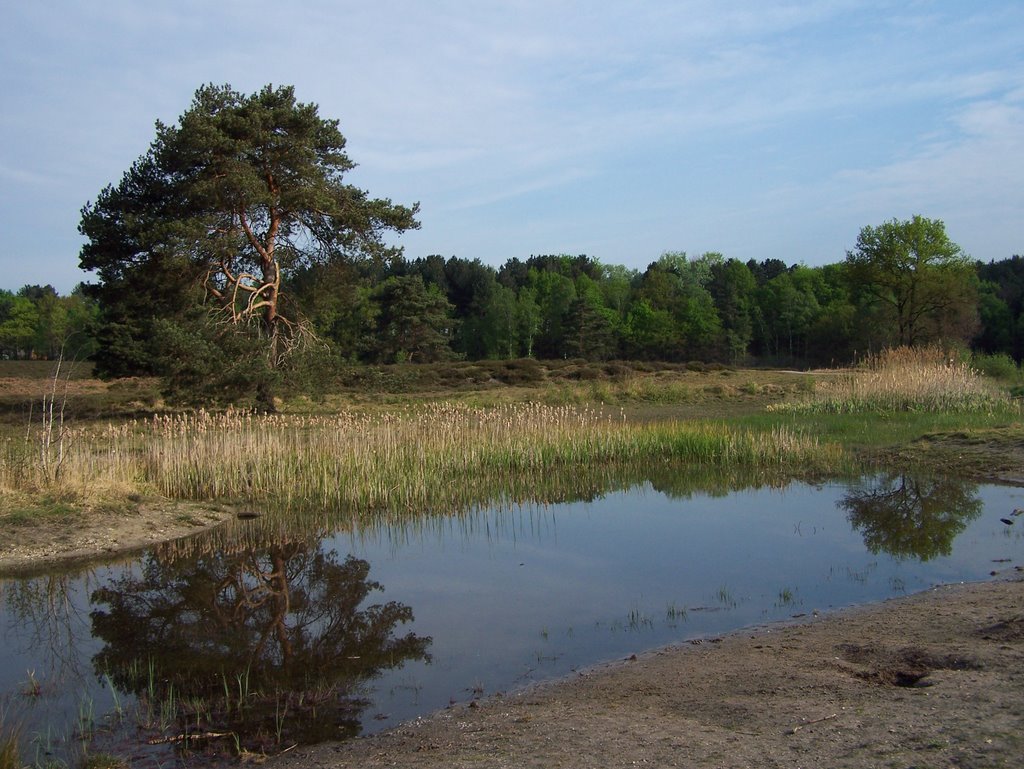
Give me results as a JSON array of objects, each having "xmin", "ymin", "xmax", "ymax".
[
  {"xmin": 1, "ymin": 403, "xmax": 840, "ymax": 516},
  {"xmin": 770, "ymin": 346, "xmax": 1013, "ymax": 415}
]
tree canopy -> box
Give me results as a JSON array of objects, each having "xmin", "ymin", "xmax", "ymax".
[
  {"xmin": 845, "ymin": 215, "xmax": 977, "ymax": 348},
  {"xmin": 79, "ymin": 83, "xmax": 419, "ymax": 405}
]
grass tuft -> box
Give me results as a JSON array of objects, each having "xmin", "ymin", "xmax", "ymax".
[{"xmin": 770, "ymin": 346, "xmax": 1015, "ymax": 415}]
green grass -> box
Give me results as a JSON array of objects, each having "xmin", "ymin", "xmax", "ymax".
[
  {"xmin": 0, "ymin": 495, "xmax": 78, "ymax": 527},
  {"xmin": 737, "ymin": 408, "xmax": 1023, "ymax": 452}
]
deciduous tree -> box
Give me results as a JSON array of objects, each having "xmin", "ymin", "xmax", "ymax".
[{"xmin": 845, "ymin": 216, "xmax": 977, "ymax": 348}]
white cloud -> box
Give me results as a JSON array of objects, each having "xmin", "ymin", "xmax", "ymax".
[{"xmin": 2, "ymin": 0, "xmax": 1023, "ymax": 289}]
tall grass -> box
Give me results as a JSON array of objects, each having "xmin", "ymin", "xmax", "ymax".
[
  {"xmin": 1, "ymin": 403, "xmax": 842, "ymax": 518},
  {"xmin": 770, "ymin": 346, "xmax": 1014, "ymax": 415},
  {"xmin": 0, "ymin": 729, "xmax": 19, "ymax": 769},
  {"xmin": 142, "ymin": 404, "xmax": 839, "ymax": 514}
]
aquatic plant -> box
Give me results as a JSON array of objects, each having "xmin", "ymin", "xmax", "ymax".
[
  {"xmin": 0, "ymin": 728, "xmax": 20, "ymax": 769},
  {"xmin": 1, "ymin": 402, "xmax": 843, "ymax": 519}
]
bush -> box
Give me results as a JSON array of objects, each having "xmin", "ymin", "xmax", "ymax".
[
  {"xmin": 495, "ymin": 359, "xmax": 545, "ymax": 385},
  {"xmin": 150, "ymin": 315, "xmax": 279, "ymax": 408},
  {"xmin": 972, "ymin": 353, "xmax": 1020, "ymax": 382},
  {"xmin": 603, "ymin": 362, "xmax": 631, "ymax": 378}
]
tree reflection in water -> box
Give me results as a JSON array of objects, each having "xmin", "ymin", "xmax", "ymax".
[
  {"xmin": 839, "ymin": 474, "xmax": 982, "ymax": 561},
  {"xmin": 89, "ymin": 541, "xmax": 430, "ymax": 755}
]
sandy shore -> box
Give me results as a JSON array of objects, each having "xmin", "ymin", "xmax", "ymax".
[{"xmin": 269, "ymin": 576, "xmax": 1024, "ymax": 769}]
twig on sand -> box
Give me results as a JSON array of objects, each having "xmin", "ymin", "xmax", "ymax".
[{"xmin": 787, "ymin": 713, "xmax": 838, "ymax": 735}]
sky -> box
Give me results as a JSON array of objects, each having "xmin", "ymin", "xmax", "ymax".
[{"xmin": 2, "ymin": 1, "xmax": 1022, "ymax": 294}]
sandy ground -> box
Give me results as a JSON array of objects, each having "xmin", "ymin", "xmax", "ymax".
[
  {"xmin": 270, "ymin": 576, "xmax": 1024, "ymax": 769},
  {"xmin": 0, "ymin": 500, "xmax": 233, "ymax": 575}
]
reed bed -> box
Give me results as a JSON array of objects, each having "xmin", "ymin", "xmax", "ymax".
[
  {"xmin": 770, "ymin": 346, "xmax": 1014, "ymax": 415},
  {"xmin": 1, "ymin": 403, "xmax": 841, "ymax": 517},
  {"xmin": 141, "ymin": 404, "xmax": 838, "ymax": 514},
  {"xmin": 154, "ymin": 461, "xmax": 805, "ymax": 564}
]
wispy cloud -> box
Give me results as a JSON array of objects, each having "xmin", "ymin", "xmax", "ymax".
[
  {"xmin": 834, "ymin": 91, "xmax": 1024, "ymax": 232},
  {"xmin": 2, "ymin": 0, "xmax": 1022, "ymax": 289}
]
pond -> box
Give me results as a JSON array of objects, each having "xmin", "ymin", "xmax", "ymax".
[{"xmin": 1, "ymin": 471, "xmax": 1022, "ymax": 764}]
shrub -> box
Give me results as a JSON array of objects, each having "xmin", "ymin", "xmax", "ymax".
[
  {"xmin": 972, "ymin": 353, "xmax": 1020, "ymax": 382},
  {"xmin": 495, "ymin": 359, "xmax": 545, "ymax": 385},
  {"xmin": 603, "ymin": 362, "xmax": 631, "ymax": 378}
]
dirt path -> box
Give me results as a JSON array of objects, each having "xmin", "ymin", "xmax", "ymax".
[{"xmin": 269, "ymin": 576, "xmax": 1024, "ymax": 769}]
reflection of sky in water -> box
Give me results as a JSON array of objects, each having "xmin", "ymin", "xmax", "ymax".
[
  {"xmin": 337, "ymin": 480, "xmax": 1024, "ymax": 727},
  {"xmin": 1, "ymin": 478, "xmax": 1022, "ymax": 754}
]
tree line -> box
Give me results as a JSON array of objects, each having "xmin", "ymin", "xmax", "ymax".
[
  {"xmin": 4, "ymin": 83, "xmax": 1020, "ymax": 407},
  {"xmin": 288, "ymin": 246, "xmax": 1019, "ymax": 368},
  {"xmin": 0, "ymin": 284, "xmax": 97, "ymax": 361},
  {"xmin": 5, "ymin": 249, "xmax": 1022, "ymax": 370}
]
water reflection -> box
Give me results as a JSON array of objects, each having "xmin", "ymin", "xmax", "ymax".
[
  {"xmin": 840, "ymin": 474, "xmax": 983, "ymax": 560},
  {"xmin": 89, "ymin": 541, "xmax": 430, "ymax": 755},
  {"xmin": 4, "ymin": 573, "xmax": 95, "ymax": 684},
  {"xmin": 0, "ymin": 469, "xmax": 1019, "ymax": 766},
  {"xmin": 185, "ymin": 463, "xmax": 815, "ymax": 557}
]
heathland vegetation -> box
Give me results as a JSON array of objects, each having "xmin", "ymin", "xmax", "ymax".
[{"xmin": 5, "ymin": 249, "xmax": 1024, "ymax": 410}]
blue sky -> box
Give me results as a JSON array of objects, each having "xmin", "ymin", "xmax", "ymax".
[{"xmin": 2, "ymin": 1, "xmax": 1022, "ymax": 293}]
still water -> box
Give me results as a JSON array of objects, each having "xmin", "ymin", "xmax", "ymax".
[{"xmin": 1, "ymin": 472, "xmax": 1022, "ymax": 762}]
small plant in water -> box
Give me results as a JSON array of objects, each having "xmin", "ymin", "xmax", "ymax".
[
  {"xmin": 774, "ymin": 587, "xmax": 799, "ymax": 608},
  {"xmin": 101, "ymin": 674, "xmax": 123, "ymax": 722},
  {"xmin": 80, "ymin": 752, "xmax": 128, "ymax": 769},
  {"xmin": 716, "ymin": 586, "xmax": 738, "ymax": 609},
  {"xmin": 0, "ymin": 723, "xmax": 22, "ymax": 769},
  {"xmin": 20, "ymin": 670, "xmax": 42, "ymax": 698},
  {"xmin": 665, "ymin": 602, "xmax": 688, "ymax": 623},
  {"xmin": 627, "ymin": 607, "xmax": 653, "ymax": 631},
  {"xmin": 274, "ymin": 695, "xmax": 288, "ymax": 745},
  {"xmin": 76, "ymin": 694, "xmax": 95, "ymax": 741}
]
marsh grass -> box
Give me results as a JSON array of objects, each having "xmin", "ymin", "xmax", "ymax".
[
  {"xmin": 771, "ymin": 346, "xmax": 1014, "ymax": 415},
  {"xmin": 0, "ymin": 722, "xmax": 19, "ymax": 769},
  {"xmin": 144, "ymin": 405, "xmax": 840, "ymax": 513},
  {"xmin": 1, "ymin": 403, "xmax": 842, "ymax": 518}
]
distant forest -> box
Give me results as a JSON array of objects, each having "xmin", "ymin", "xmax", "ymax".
[{"xmin": 3, "ymin": 251, "xmax": 1022, "ymax": 369}]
